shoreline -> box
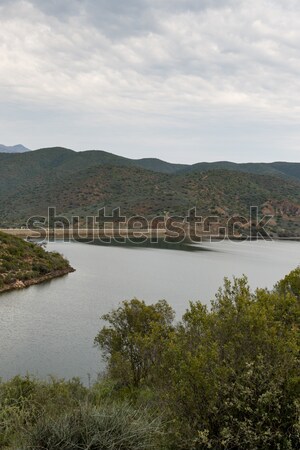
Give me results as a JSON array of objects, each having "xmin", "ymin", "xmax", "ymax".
[
  {"xmin": 0, "ymin": 266, "xmax": 75, "ymax": 295},
  {"xmin": 1, "ymin": 228, "xmax": 300, "ymax": 242}
]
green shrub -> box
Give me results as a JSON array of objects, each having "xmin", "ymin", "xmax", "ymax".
[
  {"xmin": 0, "ymin": 376, "xmax": 87, "ymax": 447},
  {"xmin": 32, "ymin": 263, "xmax": 50, "ymax": 275},
  {"xmin": 21, "ymin": 403, "xmax": 163, "ymax": 450},
  {"xmin": 96, "ymin": 270, "xmax": 300, "ymax": 450}
]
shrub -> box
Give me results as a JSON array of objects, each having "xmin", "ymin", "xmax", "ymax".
[
  {"xmin": 0, "ymin": 376, "xmax": 87, "ymax": 447},
  {"xmin": 156, "ymin": 275, "xmax": 300, "ymax": 449},
  {"xmin": 21, "ymin": 403, "xmax": 163, "ymax": 450},
  {"xmin": 95, "ymin": 270, "xmax": 300, "ymax": 450}
]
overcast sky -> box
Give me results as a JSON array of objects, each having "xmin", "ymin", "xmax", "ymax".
[{"xmin": 0, "ymin": 0, "xmax": 300, "ymax": 163}]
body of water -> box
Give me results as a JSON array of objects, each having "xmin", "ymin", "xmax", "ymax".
[{"xmin": 0, "ymin": 240, "xmax": 299, "ymax": 383}]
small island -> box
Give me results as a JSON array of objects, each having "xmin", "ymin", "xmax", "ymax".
[{"xmin": 0, "ymin": 231, "xmax": 74, "ymax": 294}]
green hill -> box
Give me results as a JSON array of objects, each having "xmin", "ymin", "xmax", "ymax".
[
  {"xmin": 0, "ymin": 232, "xmax": 74, "ymax": 293},
  {"xmin": 184, "ymin": 161, "xmax": 300, "ymax": 181},
  {"xmin": 134, "ymin": 157, "xmax": 188, "ymax": 173},
  {"xmin": 0, "ymin": 147, "xmax": 299, "ymax": 236}
]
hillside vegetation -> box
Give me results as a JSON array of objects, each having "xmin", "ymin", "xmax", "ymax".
[
  {"xmin": 1, "ymin": 146, "xmax": 300, "ymax": 178},
  {"xmin": 0, "ymin": 148, "xmax": 300, "ymax": 236},
  {"xmin": 0, "ymin": 232, "xmax": 74, "ymax": 293}
]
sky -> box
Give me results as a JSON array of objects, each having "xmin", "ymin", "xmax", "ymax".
[{"xmin": 0, "ymin": 0, "xmax": 300, "ymax": 163}]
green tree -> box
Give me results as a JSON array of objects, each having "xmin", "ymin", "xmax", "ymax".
[
  {"xmin": 276, "ymin": 266, "xmax": 300, "ymax": 300},
  {"xmin": 157, "ymin": 274, "xmax": 300, "ymax": 449},
  {"xmin": 94, "ymin": 270, "xmax": 300, "ymax": 449},
  {"xmin": 94, "ymin": 298, "xmax": 175, "ymax": 388}
]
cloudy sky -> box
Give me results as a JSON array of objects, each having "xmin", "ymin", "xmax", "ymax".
[{"xmin": 0, "ymin": 0, "xmax": 300, "ymax": 163}]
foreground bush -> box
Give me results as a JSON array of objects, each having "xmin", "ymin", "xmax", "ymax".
[
  {"xmin": 0, "ymin": 376, "xmax": 87, "ymax": 448},
  {"xmin": 1, "ymin": 268, "xmax": 299, "ymax": 449},
  {"xmin": 21, "ymin": 403, "xmax": 162, "ymax": 450},
  {"xmin": 157, "ymin": 275, "xmax": 300, "ymax": 449},
  {"xmin": 96, "ymin": 269, "xmax": 300, "ymax": 450},
  {"xmin": 0, "ymin": 377, "xmax": 163, "ymax": 450}
]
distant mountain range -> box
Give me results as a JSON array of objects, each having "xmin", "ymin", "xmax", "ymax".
[
  {"xmin": 0, "ymin": 145, "xmax": 299, "ymax": 179},
  {"xmin": 0, "ymin": 144, "xmax": 30, "ymax": 153},
  {"xmin": 0, "ymin": 147, "xmax": 299, "ymax": 237}
]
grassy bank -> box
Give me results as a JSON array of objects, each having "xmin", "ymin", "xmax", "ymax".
[{"xmin": 0, "ymin": 231, "xmax": 74, "ymax": 294}]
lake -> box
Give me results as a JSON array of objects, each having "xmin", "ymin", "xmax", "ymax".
[{"xmin": 0, "ymin": 240, "xmax": 299, "ymax": 384}]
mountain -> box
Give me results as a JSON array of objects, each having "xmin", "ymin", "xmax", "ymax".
[
  {"xmin": 0, "ymin": 144, "xmax": 30, "ymax": 153},
  {"xmin": 0, "ymin": 147, "xmax": 299, "ymax": 237}
]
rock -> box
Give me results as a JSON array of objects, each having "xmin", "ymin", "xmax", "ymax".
[{"xmin": 13, "ymin": 280, "xmax": 26, "ymax": 289}]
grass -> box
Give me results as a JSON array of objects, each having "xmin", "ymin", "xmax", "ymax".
[{"xmin": 0, "ymin": 376, "xmax": 163, "ymax": 450}]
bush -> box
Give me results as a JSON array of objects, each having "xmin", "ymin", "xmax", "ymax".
[
  {"xmin": 96, "ymin": 270, "xmax": 300, "ymax": 450},
  {"xmin": 156, "ymin": 275, "xmax": 300, "ymax": 449},
  {"xmin": 21, "ymin": 403, "xmax": 163, "ymax": 450},
  {"xmin": 32, "ymin": 263, "xmax": 50, "ymax": 275},
  {"xmin": 0, "ymin": 376, "xmax": 87, "ymax": 447},
  {"xmin": 1, "ymin": 268, "xmax": 299, "ymax": 450}
]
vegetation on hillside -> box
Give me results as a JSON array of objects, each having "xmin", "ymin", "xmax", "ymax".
[
  {"xmin": 0, "ymin": 268, "xmax": 299, "ymax": 449},
  {"xmin": 183, "ymin": 160, "xmax": 300, "ymax": 180},
  {"xmin": 0, "ymin": 232, "xmax": 73, "ymax": 292},
  {"xmin": 1, "ymin": 147, "xmax": 300, "ymax": 180},
  {"xmin": 1, "ymin": 166, "xmax": 300, "ymax": 238},
  {"xmin": 0, "ymin": 148, "xmax": 300, "ymax": 237}
]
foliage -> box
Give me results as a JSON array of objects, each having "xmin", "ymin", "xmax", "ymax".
[
  {"xmin": 276, "ymin": 266, "xmax": 300, "ymax": 299},
  {"xmin": 96, "ymin": 269, "xmax": 300, "ymax": 449},
  {"xmin": 0, "ymin": 149, "xmax": 300, "ymax": 237},
  {"xmin": 21, "ymin": 403, "xmax": 162, "ymax": 450},
  {"xmin": 156, "ymin": 275, "xmax": 300, "ymax": 449},
  {"xmin": 1, "ymin": 268, "xmax": 299, "ymax": 449},
  {"xmin": 0, "ymin": 232, "xmax": 72, "ymax": 291},
  {"xmin": 94, "ymin": 299, "xmax": 175, "ymax": 388},
  {"xmin": 0, "ymin": 376, "xmax": 87, "ymax": 448},
  {"xmin": 0, "ymin": 376, "xmax": 163, "ymax": 450}
]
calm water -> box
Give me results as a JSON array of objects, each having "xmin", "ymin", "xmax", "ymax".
[{"xmin": 0, "ymin": 240, "xmax": 299, "ymax": 384}]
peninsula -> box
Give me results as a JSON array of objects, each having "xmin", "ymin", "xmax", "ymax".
[{"xmin": 0, "ymin": 231, "xmax": 74, "ymax": 294}]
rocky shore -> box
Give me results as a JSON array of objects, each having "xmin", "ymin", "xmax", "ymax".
[{"xmin": 0, "ymin": 266, "xmax": 75, "ymax": 295}]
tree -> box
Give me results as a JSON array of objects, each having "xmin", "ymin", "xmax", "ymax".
[
  {"xmin": 94, "ymin": 298, "xmax": 175, "ymax": 388},
  {"xmin": 157, "ymin": 274, "xmax": 300, "ymax": 449},
  {"xmin": 276, "ymin": 266, "xmax": 300, "ymax": 300},
  {"xmin": 94, "ymin": 269, "xmax": 300, "ymax": 449}
]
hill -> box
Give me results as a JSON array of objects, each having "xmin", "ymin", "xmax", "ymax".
[
  {"xmin": 184, "ymin": 161, "xmax": 300, "ymax": 181},
  {"xmin": 134, "ymin": 157, "xmax": 188, "ymax": 174},
  {"xmin": 0, "ymin": 147, "xmax": 299, "ymax": 237},
  {"xmin": 0, "ymin": 146, "xmax": 299, "ymax": 179},
  {"xmin": 0, "ymin": 231, "xmax": 74, "ymax": 293},
  {"xmin": 0, "ymin": 144, "xmax": 30, "ymax": 153}
]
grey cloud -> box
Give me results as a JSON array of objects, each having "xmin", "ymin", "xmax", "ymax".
[
  {"xmin": 3, "ymin": 0, "xmax": 239, "ymax": 39},
  {"xmin": 0, "ymin": 0, "xmax": 300, "ymax": 162},
  {"xmin": 23, "ymin": 0, "xmax": 82, "ymax": 17}
]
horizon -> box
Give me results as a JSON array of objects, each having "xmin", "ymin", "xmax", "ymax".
[{"xmin": 1, "ymin": 143, "xmax": 300, "ymax": 165}]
